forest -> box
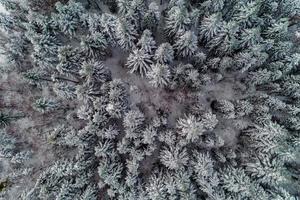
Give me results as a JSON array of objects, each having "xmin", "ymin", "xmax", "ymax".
[{"xmin": 0, "ymin": 0, "xmax": 300, "ymax": 199}]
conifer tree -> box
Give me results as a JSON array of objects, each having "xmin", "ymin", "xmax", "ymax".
[
  {"xmin": 173, "ymin": 30, "xmax": 198, "ymax": 57},
  {"xmin": 147, "ymin": 63, "xmax": 171, "ymax": 88},
  {"xmin": 154, "ymin": 43, "xmax": 174, "ymax": 64},
  {"xmin": 126, "ymin": 49, "xmax": 153, "ymax": 77}
]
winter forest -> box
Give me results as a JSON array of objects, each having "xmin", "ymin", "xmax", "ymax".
[{"xmin": 0, "ymin": 0, "xmax": 300, "ymax": 199}]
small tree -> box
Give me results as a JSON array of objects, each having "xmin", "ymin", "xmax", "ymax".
[
  {"xmin": 212, "ymin": 99, "xmax": 235, "ymax": 119},
  {"xmin": 115, "ymin": 18, "xmax": 138, "ymax": 50},
  {"xmin": 126, "ymin": 49, "xmax": 153, "ymax": 77},
  {"xmin": 57, "ymin": 45, "xmax": 83, "ymax": 75},
  {"xmin": 154, "ymin": 43, "xmax": 174, "ymax": 64},
  {"xmin": 33, "ymin": 97, "xmax": 58, "ymax": 113},
  {"xmin": 142, "ymin": 2, "xmax": 160, "ymax": 32},
  {"xmin": 147, "ymin": 63, "xmax": 171, "ymax": 88},
  {"xmin": 0, "ymin": 130, "xmax": 16, "ymax": 158},
  {"xmin": 177, "ymin": 114, "xmax": 204, "ymax": 143},
  {"xmin": 165, "ymin": 5, "xmax": 190, "ymax": 36},
  {"xmin": 51, "ymin": 0, "xmax": 85, "ymax": 35},
  {"xmin": 173, "ymin": 30, "xmax": 198, "ymax": 58},
  {"xmin": 123, "ymin": 109, "xmax": 145, "ymax": 138},
  {"xmin": 81, "ymin": 32, "xmax": 108, "ymax": 58},
  {"xmin": 199, "ymin": 13, "xmax": 223, "ymax": 41},
  {"xmin": 137, "ymin": 29, "xmax": 156, "ymax": 54},
  {"xmin": 160, "ymin": 145, "xmax": 188, "ymax": 170},
  {"xmin": 0, "ymin": 112, "xmax": 23, "ymax": 127}
]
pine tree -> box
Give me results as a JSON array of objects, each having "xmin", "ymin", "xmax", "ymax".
[
  {"xmin": 106, "ymin": 79, "xmax": 128, "ymax": 118},
  {"xmin": 142, "ymin": 2, "xmax": 160, "ymax": 32},
  {"xmin": 115, "ymin": 18, "xmax": 138, "ymax": 50},
  {"xmin": 154, "ymin": 43, "xmax": 174, "ymax": 64},
  {"xmin": 199, "ymin": 13, "xmax": 223, "ymax": 41},
  {"xmin": 33, "ymin": 97, "xmax": 58, "ymax": 113},
  {"xmin": 173, "ymin": 30, "xmax": 198, "ymax": 58},
  {"xmin": 160, "ymin": 145, "xmax": 188, "ymax": 170},
  {"xmin": 57, "ymin": 45, "xmax": 83, "ymax": 75},
  {"xmin": 126, "ymin": 49, "xmax": 153, "ymax": 77},
  {"xmin": 208, "ymin": 21, "xmax": 238, "ymax": 55},
  {"xmin": 165, "ymin": 5, "xmax": 190, "ymax": 36},
  {"xmin": 239, "ymin": 27, "xmax": 262, "ymax": 48},
  {"xmin": 147, "ymin": 63, "xmax": 171, "ymax": 88},
  {"xmin": 137, "ymin": 29, "xmax": 156, "ymax": 54},
  {"xmin": 232, "ymin": 1, "xmax": 261, "ymax": 28},
  {"xmin": 81, "ymin": 32, "xmax": 108, "ymax": 58},
  {"xmin": 235, "ymin": 100, "xmax": 254, "ymax": 117},
  {"xmin": 212, "ymin": 99, "xmax": 235, "ymax": 119},
  {"xmin": 0, "ymin": 130, "xmax": 16, "ymax": 158},
  {"xmin": 281, "ymin": 0, "xmax": 300, "ymax": 18},
  {"xmin": 220, "ymin": 167, "xmax": 254, "ymax": 199},
  {"xmin": 52, "ymin": 0, "xmax": 85, "ymax": 35},
  {"xmin": 53, "ymin": 82, "xmax": 77, "ymax": 100},
  {"xmin": 123, "ymin": 109, "xmax": 145, "ymax": 137},
  {"xmin": 23, "ymin": 70, "xmax": 52, "ymax": 86},
  {"xmin": 0, "ymin": 112, "xmax": 23, "ymax": 127},
  {"xmin": 99, "ymin": 13, "xmax": 118, "ymax": 44},
  {"xmin": 201, "ymin": 111, "xmax": 218, "ymax": 131},
  {"xmin": 145, "ymin": 172, "xmax": 166, "ymax": 200},
  {"xmin": 0, "ymin": 13, "xmax": 15, "ymax": 32},
  {"xmin": 177, "ymin": 115, "xmax": 204, "ymax": 143},
  {"xmin": 79, "ymin": 61, "xmax": 111, "ymax": 84}
]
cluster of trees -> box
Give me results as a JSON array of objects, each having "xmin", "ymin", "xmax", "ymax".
[{"xmin": 0, "ymin": 0, "xmax": 299, "ymax": 199}]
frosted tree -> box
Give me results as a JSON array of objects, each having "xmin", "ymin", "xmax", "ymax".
[
  {"xmin": 0, "ymin": 112, "xmax": 23, "ymax": 128},
  {"xmin": 154, "ymin": 43, "xmax": 174, "ymax": 64},
  {"xmin": 25, "ymin": 0, "xmax": 63, "ymax": 12},
  {"xmin": 99, "ymin": 13, "xmax": 118, "ymax": 44},
  {"xmin": 123, "ymin": 109, "xmax": 145, "ymax": 138},
  {"xmin": 165, "ymin": 5, "xmax": 190, "ymax": 36},
  {"xmin": 105, "ymin": 79, "xmax": 128, "ymax": 118},
  {"xmin": 208, "ymin": 21, "xmax": 238, "ymax": 55},
  {"xmin": 232, "ymin": 1, "xmax": 261, "ymax": 28},
  {"xmin": 117, "ymin": 0, "xmax": 130, "ymax": 16},
  {"xmin": 245, "ymin": 159, "xmax": 292, "ymax": 197},
  {"xmin": 239, "ymin": 27, "xmax": 262, "ymax": 48},
  {"xmin": 191, "ymin": 151, "xmax": 222, "ymax": 199},
  {"xmin": 173, "ymin": 30, "xmax": 198, "ymax": 58},
  {"xmin": 81, "ymin": 32, "xmax": 108, "ymax": 58},
  {"xmin": 201, "ymin": 111, "xmax": 218, "ymax": 131},
  {"xmin": 212, "ymin": 99, "xmax": 235, "ymax": 119},
  {"xmin": 0, "ymin": 130, "xmax": 16, "ymax": 158},
  {"xmin": 147, "ymin": 63, "xmax": 171, "ymax": 88},
  {"xmin": 0, "ymin": 13, "xmax": 15, "ymax": 32},
  {"xmin": 242, "ymin": 122, "xmax": 286, "ymax": 154},
  {"xmin": 145, "ymin": 172, "xmax": 166, "ymax": 200},
  {"xmin": 115, "ymin": 18, "xmax": 138, "ymax": 50},
  {"xmin": 98, "ymin": 157, "xmax": 123, "ymax": 195},
  {"xmin": 177, "ymin": 114, "xmax": 204, "ymax": 143},
  {"xmin": 51, "ymin": 0, "xmax": 85, "ymax": 35},
  {"xmin": 53, "ymin": 82, "xmax": 77, "ymax": 100},
  {"xmin": 126, "ymin": 49, "xmax": 153, "ymax": 77},
  {"xmin": 137, "ymin": 29, "xmax": 156, "ymax": 54},
  {"xmin": 142, "ymin": 2, "xmax": 160, "ymax": 32},
  {"xmin": 281, "ymin": 0, "xmax": 300, "ymax": 18},
  {"xmin": 199, "ymin": 13, "xmax": 223, "ymax": 41},
  {"xmin": 220, "ymin": 167, "xmax": 256, "ymax": 199},
  {"xmin": 235, "ymin": 100, "xmax": 254, "ymax": 117},
  {"xmin": 160, "ymin": 145, "xmax": 188, "ymax": 170},
  {"xmin": 32, "ymin": 97, "xmax": 58, "ymax": 113},
  {"xmin": 79, "ymin": 60, "xmax": 111, "ymax": 84},
  {"xmin": 57, "ymin": 45, "xmax": 83, "ymax": 75},
  {"xmin": 80, "ymin": 185, "xmax": 98, "ymax": 200}
]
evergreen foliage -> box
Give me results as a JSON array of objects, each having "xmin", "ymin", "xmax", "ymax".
[{"xmin": 0, "ymin": 0, "xmax": 300, "ymax": 199}]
